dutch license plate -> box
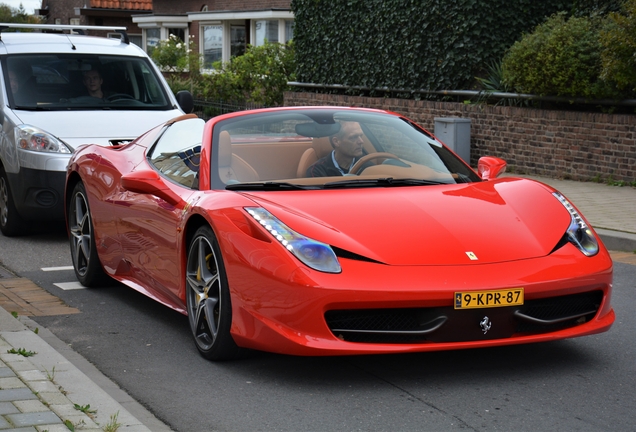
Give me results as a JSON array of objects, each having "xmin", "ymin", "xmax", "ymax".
[{"xmin": 454, "ymin": 288, "xmax": 524, "ymax": 309}]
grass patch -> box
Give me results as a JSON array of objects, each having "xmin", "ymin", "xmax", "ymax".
[{"xmin": 7, "ymin": 347, "xmax": 36, "ymax": 357}]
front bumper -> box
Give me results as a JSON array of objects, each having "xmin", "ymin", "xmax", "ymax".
[
  {"xmin": 6, "ymin": 167, "xmax": 66, "ymax": 221},
  {"xmin": 223, "ymin": 239, "xmax": 614, "ymax": 356}
]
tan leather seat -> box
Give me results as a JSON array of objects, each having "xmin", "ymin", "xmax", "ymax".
[
  {"xmin": 218, "ymin": 131, "xmax": 259, "ymax": 183},
  {"xmin": 296, "ymin": 137, "xmax": 334, "ymax": 177}
]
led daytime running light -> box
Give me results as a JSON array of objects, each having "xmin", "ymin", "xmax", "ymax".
[
  {"xmin": 246, "ymin": 207, "xmax": 341, "ymax": 273},
  {"xmin": 553, "ymin": 192, "xmax": 599, "ymax": 256}
]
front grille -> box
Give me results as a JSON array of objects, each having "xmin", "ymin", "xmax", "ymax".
[{"xmin": 325, "ymin": 290, "xmax": 604, "ymax": 343}]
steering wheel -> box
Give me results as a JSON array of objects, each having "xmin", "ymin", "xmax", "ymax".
[
  {"xmin": 349, "ymin": 152, "xmax": 402, "ymax": 175},
  {"xmin": 105, "ymin": 93, "xmax": 135, "ymax": 101}
]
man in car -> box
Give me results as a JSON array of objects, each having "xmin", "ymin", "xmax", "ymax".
[
  {"xmin": 82, "ymin": 68, "xmax": 107, "ymax": 99},
  {"xmin": 306, "ymin": 121, "xmax": 366, "ymax": 177}
]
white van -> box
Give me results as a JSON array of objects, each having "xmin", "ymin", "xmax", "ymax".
[{"xmin": 0, "ymin": 24, "xmax": 193, "ymax": 236}]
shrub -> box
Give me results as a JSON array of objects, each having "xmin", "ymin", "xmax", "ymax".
[
  {"xmin": 200, "ymin": 41, "xmax": 296, "ymax": 106},
  {"xmin": 501, "ymin": 13, "xmax": 616, "ymax": 98},
  {"xmin": 599, "ymin": 0, "xmax": 636, "ymax": 93},
  {"xmin": 151, "ymin": 34, "xmax": 201, "ymax": 74}
]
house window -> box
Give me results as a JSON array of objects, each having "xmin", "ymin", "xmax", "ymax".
[
  {"xmin": 168, "ymin": 28, "xmax": 185, "ymax": 42},
  {"xmin": 145, "ymin": 28, "xmax": 160, "ymax": 56},
  {"xmin": 231, "ymin": 25, "xmax": 246, "ymax": 58},
  {"xmin": 255, "ymin": 20, "xmax": 278, "ymax": 46},
  {"xmin": 285, "ymin": 20, "xmax": 294, "ymax": 43},
  {"xmin": 129, "ymin": 35, "xmax": 142, "ymax": 48},
  {"xmin": 202, "ymin": 24, "xmax": 223, "ymax": 67},
  {"xmin": 69, "ymin": 18, "xmax": 80, "ymax": 26}
]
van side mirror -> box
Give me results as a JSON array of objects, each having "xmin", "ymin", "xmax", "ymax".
[{"xmin": 176, "ymin": 90, "xmax": 194, "ymax": 114}]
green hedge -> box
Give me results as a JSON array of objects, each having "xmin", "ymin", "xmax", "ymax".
[{"xmin": 291, "ymin": 0, "xmax": 574, "ymax": 91}]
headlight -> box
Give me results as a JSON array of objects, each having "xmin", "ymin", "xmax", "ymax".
[
  {"xmin": 246, "ymin": 207, "xmax": 342, "ymax": 273},
  {"xmin": 553, "ymin": 192, "xmax": 599, "ymax": 256},
  {"xmin": 15, "ymin": 125, "xmax": 71, "ymax": 154}
]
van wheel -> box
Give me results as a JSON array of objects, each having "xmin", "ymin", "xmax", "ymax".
[{"xmin": 0, "ymin": 166, "xmax": 27, "ymax": 237}]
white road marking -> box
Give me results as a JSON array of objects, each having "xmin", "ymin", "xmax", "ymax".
[
  {"xmin": 54, "ymin": 282, "xmax": 85, "ymax": 290},
  {"xmin": 42, "ymin": 266, "xmax": 74, "ymax": 272}
]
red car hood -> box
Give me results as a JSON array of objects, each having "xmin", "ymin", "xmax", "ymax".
[{"xmin": 242, "ymin": 178, "xmax": 572, "ymax": 266}]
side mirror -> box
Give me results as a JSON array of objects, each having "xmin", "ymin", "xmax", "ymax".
[
  {"xmin": 175, "ymin": 90, "xmax": 194, "ymax": 114},
  {"xmin": 477, "ymin": 156, "xmax": 507, "ymax": 180},
  {"xmin": 121, "ymin": 170, "xmax": 183, "ymax": 207}
]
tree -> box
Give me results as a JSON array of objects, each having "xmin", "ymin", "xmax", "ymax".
[{"xmin": 0, "ymin": 2, "xmax": 44, "ymax": 25}]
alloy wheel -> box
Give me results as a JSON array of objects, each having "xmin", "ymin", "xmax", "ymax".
[
  {"xmin": 69, "ymin": 188, "xmax": 92, "ymax": 277},
  {"xmin": 186, "ymin": 234, "xmax": 222, "ymax": 351}
]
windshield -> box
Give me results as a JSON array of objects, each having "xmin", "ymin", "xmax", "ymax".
[
  {"xmin": 211, "ymin": 109, "xmax": 480, "ymax": 190},
  {"xmin": 3, "ymin": 54, "xmax": 171, "ymax": 110}
]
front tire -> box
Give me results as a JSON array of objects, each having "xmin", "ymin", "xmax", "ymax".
[
  {"xmin": 0, "ymin": 165, "xmax": 28, "ymax": 236},
  {"xmin": 68, "ymin": 181, "xmax": 106, "ymax": 286},
  {"xmin": 186, "ymin": 225, "xmax": 242, "ymax": 360}
]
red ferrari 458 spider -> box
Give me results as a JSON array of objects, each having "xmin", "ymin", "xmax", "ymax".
[{"xmin": 65, "ymin": 107, "xmax": 614, "ymax": 360}]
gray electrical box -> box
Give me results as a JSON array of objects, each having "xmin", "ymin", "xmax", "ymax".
[{"xmin": 434, "ymin": 117, "xmax": 471, "ymax": 164}]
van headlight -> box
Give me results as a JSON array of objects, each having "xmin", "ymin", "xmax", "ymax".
[{"xmin": 15, "ymin": 125, "xmax": 71, "ymax": 154}]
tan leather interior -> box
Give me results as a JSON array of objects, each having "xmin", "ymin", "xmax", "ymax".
[
  {"xmin": 218, "ymin": 131, "xmax": 259, "ymax": 183},
  {"xmin": 232, "ymin": 138, "xmax": 313, "ymax": 180},
  {"xmin": 223, "ymin": 132, "xmax": 380, "ymax": 181},
  {"xmin": 295, "ymin": 137, "xmax": 334, "ymax": 177}
]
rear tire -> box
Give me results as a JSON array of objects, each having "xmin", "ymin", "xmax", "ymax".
[
  {"xmin": 0, "ymin": 165, "xmax": 28, "ymax": 237},
  {"xmin": 68, "ymin": 181, "xmax": 107, "ymax": 287},
  {"xmin": 186, "ymin": 225, "xmax": 243, "ymax": 361}
]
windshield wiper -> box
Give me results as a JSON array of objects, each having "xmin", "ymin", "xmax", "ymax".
[
  {"xmin": 323, "ymin": 177, "xmax": 449, "ymax": 189},
  {"xmin": 225, "ymin": 181, "xmax": 319, "ymax": 191},
  {"xmin": 14, "ymin": 105, "xmax": 52, "ymax": 111}
]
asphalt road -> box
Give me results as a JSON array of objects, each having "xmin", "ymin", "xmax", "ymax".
[{"xmin": 1, "ymin": 225, "xmax": 635, "ymax": 431}]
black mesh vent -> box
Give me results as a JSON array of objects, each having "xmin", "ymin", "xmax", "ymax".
[
  {"xmin": 515, "ymin": 290, "xmax": 603, "ymax": 333},
  {"xmin": 325, "ymin": 290, "xmax": 604, "ymax": 344},
  {"xmin": 326, "ymin": 309, "xmax": 423, "ymax": 331}
]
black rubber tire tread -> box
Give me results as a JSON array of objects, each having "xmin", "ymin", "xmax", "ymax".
[{"xmin": 0, "ymin": 165, "xmax": 28, "ymax": 237}]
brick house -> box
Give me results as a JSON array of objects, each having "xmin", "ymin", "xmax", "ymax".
[
  {"xmin": 131, "ymin": 0, "xmax": 293, "ymax": 68},
  {"xmin": 37, "ymin": 0, "xmax": 152, "ymax": 47}
]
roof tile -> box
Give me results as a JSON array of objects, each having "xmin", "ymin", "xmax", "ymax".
[{"xmin": 90, "ymin": 0, "xmax": 152, "ymax": 10}]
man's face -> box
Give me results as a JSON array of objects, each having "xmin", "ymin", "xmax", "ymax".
[
  {"xmin": 83, "ymin": 70, "xmax": 102, "ymax": 92},
  {"xmin": 333, "ymin": 122, "xmax": 365, "ymax": 159}
]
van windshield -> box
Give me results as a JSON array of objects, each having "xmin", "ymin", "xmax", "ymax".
[{"xmin": 3, "ymin": 54, "xmax": 172, "ymax": 111}]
